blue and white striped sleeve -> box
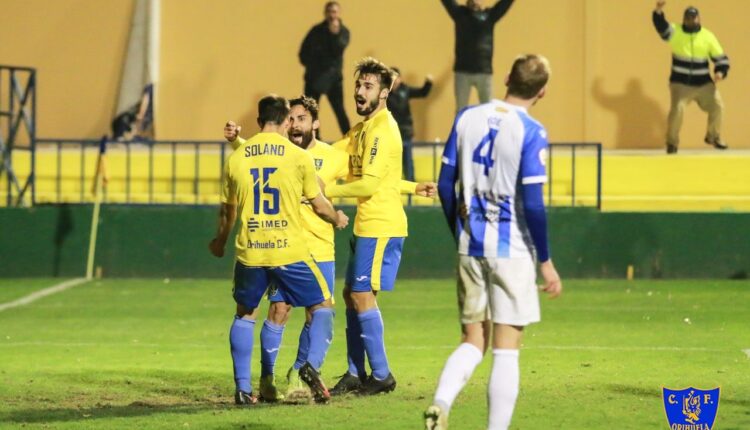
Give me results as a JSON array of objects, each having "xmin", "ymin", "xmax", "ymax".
[{"xmin": 520, "ymin": 125, "xmax": 548, "ymax": 185}]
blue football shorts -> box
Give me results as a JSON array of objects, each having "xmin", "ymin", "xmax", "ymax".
[
  {"xmin": 233, "ymin": 259, "xmax": 331, "ymax": 309},
  {"xmin": 267, "ymin": 260, "xmax": 335, "ymax": 303},
  {"xmin": 346, "ymin": 236, "xmax": 405, "ymax": 293}
]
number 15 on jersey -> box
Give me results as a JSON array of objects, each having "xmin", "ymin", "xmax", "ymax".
[{"xmin": 250, "ymin": 167, "xmax": 279, "ymax": 215}]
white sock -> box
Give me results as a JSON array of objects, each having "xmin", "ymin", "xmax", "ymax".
[
  {"xmin": 433, "ymin": 342, "xmax": 484, "ymax": 413},
  {"xmin": 487, "ymin": 349, "xmax": 520, "ymax": 430}
]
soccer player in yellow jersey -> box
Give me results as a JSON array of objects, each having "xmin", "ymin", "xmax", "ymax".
[
  {"xmin": 325, "ymin": 57, "xmax": 436, "ymax": 396},
  {"xmin": 209, "ymin": 95, "xmax": 348, "ymax": 405},
  {"xmin": 224, "ymin": 96, "xmax": 349, "ymax": 402}
]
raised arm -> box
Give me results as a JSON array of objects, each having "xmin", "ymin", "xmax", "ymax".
[
  {"xmin": 407, "ymin": 76, "xmax": 433, "ymax": 99},
  {"xmin": 224, "ymin": 121, "xmax": 246, "ymax": 150},
  {"xmin": 488, "ymin": 0, "xmax": 515, "ymax": 23},
  {"xmin": 439, "ymin": 0, "xmax": 460, "ymax": 19},
  {"xmin": 652, "ymin": 1, "xmax": 672, "ymax": 41}
]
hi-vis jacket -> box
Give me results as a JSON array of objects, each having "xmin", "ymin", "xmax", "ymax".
[{"xmin": 652, "ymin": 12, "xmax": 730, "ymax": 86}]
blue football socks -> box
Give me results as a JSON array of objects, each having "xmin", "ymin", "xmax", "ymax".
[
  {"xmin": 229, "ymin": 316, "xmax": 255, "ymax": 393},
  {"xmin": 358, "ymin": 308, "xmax": 390, "ymax": 380},
  {"xmin": 293, "ymin": 323, "xmax": 311, "ymax": 370},
  {"xmin": 346, "ymin": 308, "xmax": 366, "ymax": 377},
  {"xmin": 260, "ymin": 320, "xmax": 284, "ymax": 377},
  {"xmin": 306, "ymin": 307, "xmax": 334, "ymax": 370}
]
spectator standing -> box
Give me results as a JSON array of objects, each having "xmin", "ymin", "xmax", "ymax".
[
  {"xmin": 299, "ymin": 1, "xmax": 351, "ymax": 138},
  {"xmin": 440, "ymin": 0, "xmax": 515, "ymax": 111},
  {"xmin": 652, "ymin": 1, "xmax": 730, "ymax": 153},
  {"xmin": 386, "ymin": 68, "xmax": 433, "ymax": 181}
]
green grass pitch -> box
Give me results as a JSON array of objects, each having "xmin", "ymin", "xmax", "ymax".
[{"xmin": 0, "ymin": 278, "xmax": 748, "ymax": 429}]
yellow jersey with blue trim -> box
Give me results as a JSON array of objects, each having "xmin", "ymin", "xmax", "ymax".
[
  {"xmin": 221, "ymin": 132, "xmax": 321, "ymax": 267},
  {"xmin": 337, "ymin": 108, "xmax": 408, "ymax": 238},
  {"xmin": 300, "ymin": 139, "xmax": 349, "ymax": 261}
]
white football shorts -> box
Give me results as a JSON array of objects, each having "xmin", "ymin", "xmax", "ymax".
[{"xmin": 457, "ymin": 255, "xmax": 541, "ymax": 326}]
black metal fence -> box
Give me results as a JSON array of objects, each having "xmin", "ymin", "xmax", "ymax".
[
  {"xmin": 20, "ymin": 139, "xmax": 601, "ymax": 208},
  {"xmin": 0, "ymin": 65, "xmax": 36, "ymax": 207}
]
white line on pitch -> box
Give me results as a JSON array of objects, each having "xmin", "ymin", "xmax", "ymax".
[
  {"xmin": 0, "ymin": 341, "xmax": 739, "ymax": 354},
  {"xmin": 743, "ymin": 349, "xmax": 750, "ymax": 358},
  {"xmin": 0, "ymin": 278, "xmax": 88, "ymax": 313}
]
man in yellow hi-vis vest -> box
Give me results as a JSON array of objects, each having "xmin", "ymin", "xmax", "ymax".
[{"xmin": 652, "ymin": 1, "xmax": 730, "ymax": 154}]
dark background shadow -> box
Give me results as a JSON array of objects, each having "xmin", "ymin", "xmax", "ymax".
[
  {"xmin": 53, "ymin": 204, "xmax": 74, "ymax": 276},
  {"xmin": 592, "ymin": 77, "xmax": 665, "ymax": 149}
]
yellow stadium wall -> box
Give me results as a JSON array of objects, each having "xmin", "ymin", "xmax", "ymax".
[{"xmin": 1, "ymin": 0, "xmax": 747, "ymax": 149}]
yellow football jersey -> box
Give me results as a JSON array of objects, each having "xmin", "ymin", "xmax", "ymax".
[
  {"xmin": 221, "ymin": 132, "xmax": 321, "ymax": 266},
  {"xmin": 300, "ymin": 140, "xmax": 349, "ymax": 261},
  {"xmin": 331, "ymin": 109, "xmax": 408, "ymax": 238}
]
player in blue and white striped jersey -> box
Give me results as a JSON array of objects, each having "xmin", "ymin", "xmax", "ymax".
[{"xmin": 425, "ymin": 54, "xmax": 562, "ymax": 430}]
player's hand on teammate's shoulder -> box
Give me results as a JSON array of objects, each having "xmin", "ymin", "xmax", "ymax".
[
  {"xmin": 224, "ymin": 121, "xmax": 241, "ymax": 142},
  {"xmin": 209, "ymin": 238, "xmax": 225, "ymax": 258},
  {"xmin": 416, "ymin": 182, "xmax": 438, "ymax": 198},
  {"xmin": 539, "ymin": 260, "xmax": 562, "ymax": 299},
  {"xmin": 334, "ymin": 210, "xmax": 349, "ymax": 230}
]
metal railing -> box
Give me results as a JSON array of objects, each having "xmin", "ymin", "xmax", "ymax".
[
  {"xmin": 34, "ymin": 138, "xmax": 226, "ymax": 205},
  {"xmin": 413, "ymin": 141, "xmax": 602, "ymax": 209},
  {"xmin": 546, "ymin": 142, "xmax": 602, "ymax": 210},
  {"xmin": 20, "ymin": 139, "xmax": 601, "ymax": 208},
  {"xmin": 0, "ymin": 65, "xmax": 36, "ymax": 207}
]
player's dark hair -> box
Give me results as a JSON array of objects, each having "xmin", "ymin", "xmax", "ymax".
[
  {"xmin": 257, "ymin": 95, "xmax": 290, "ymax": 126},
  {"xmin": 289, "ymin": 95, "xmax": 320, "ymax": 121},
  {"xmin": 354, "ymin": 57, "xmax": 398, "ymax": 91},
  {"xmin": 506, "ymin": 54, "xmax": 550, "ymax": 100},
  {"xmin": 325, "ymin": 1, "xmax": 339, "ymax": 11}
]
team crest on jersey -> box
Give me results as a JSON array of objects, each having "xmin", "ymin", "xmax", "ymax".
[
  {"xmin": 663, "ymin": 387, "xmax": 720, "ymax": 430},
  {"xmin": 369, "ymin": 137, "xmax": 378, "ymax": 164},
  {"xmin": 314, "ymin": 158, "xmax": 323, "ymax": 170}
]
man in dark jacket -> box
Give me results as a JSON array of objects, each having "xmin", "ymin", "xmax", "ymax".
[
  {"xmin": 387, "ymin": 68, "xmax": 433, "ymax": 181},
  {"xmin": 299, "ymin": 1, "xmax": 351, "ymax": 137},
  {"xmin": 440, "ymin": 0, "xmax": 515, "ymax": 111}
]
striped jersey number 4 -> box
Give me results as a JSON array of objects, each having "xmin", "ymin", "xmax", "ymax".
[{"xmin": 472, "ymin": 128, "xmax": 498, "ymax": 176}]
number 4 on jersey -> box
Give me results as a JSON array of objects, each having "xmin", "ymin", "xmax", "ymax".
[{"xmin": 472, "ymin": 128, "xmax": 498, "ymax": 176}]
